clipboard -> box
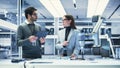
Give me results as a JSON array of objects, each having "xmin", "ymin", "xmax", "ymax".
[{"xmin": 36, "ymin": 31, "xmax": 48, "ymax": 39}]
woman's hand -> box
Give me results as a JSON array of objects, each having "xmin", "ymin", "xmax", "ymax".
[
  {"xmin": 70, "ymin": 54, "xmax": 77, "ymax": 60},
  {"xmin": 62, "ymin": 41, "xmax": 69, "ymax": 46}
]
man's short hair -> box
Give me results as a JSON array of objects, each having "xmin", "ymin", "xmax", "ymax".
[{"xmin": 24, "ymin": 7, "xmax": 37, "ymax": 19}]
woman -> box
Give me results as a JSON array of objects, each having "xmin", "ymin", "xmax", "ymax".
[{"xmin": 56, "ymin": 15, "xmax": 80, "ymax": 59}]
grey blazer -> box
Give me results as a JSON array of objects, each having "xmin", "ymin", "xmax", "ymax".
[
  {"xmin": 17, "ymin": 22, "xmax": 42, "ymax": 58},
  {"xmin": 56, "ymin": 28, "xmax": 80, "ymax": 56}
]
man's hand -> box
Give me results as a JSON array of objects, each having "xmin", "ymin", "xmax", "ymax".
[
  {"xmin": 28, "ymin": 36, "xmax": 38, "ymax": 42},
  {"xmin": 39, "ymin": 37, "xmax": 45, "ymax": 44}
]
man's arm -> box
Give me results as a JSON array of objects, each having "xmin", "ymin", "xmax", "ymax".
[{"xmin": 17, "ymin": 25, "xmax": 30, "ymax": 46}]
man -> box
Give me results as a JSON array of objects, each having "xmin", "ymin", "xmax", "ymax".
[{"xmin": 17, "ymin": 7, "xmax": 45, "ymax": 59}]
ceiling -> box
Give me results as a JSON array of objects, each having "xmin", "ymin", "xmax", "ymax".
[
  {"xmin": 0, "ymin": 0, "xmax": 119, "ymax": 19},
  {"xmin": 23, "ymin": 0, "xmax": 120, "ymax": 19},
  {"xmin": 0, "ymin": 0, "xmax": 120, "ymax": 32}
]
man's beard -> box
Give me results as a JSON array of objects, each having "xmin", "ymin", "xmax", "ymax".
[
  {"xmin": 31, "ymin": 18, "xmax": 37, "ymax": 22},
  {"xmin": 33, "ymin": 19, "xmax": 37, "ymax": 21}
]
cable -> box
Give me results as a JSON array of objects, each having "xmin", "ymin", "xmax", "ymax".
[{"xmin": 24, "ymin": 61, "xmax": 26, "ymax": 68}]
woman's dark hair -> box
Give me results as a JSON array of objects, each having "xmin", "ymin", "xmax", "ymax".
[
  {"xmin": 24, "ymin": 7, "xmax": 37, "ymax": 19},
  {"xmin": 64, "ymin": 15, "xmax": 76, "ymax": 29}
]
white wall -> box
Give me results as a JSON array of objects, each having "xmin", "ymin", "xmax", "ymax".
[{"xmin": 112, "ymin": 22, "xmax": 120, "ymax": 34}]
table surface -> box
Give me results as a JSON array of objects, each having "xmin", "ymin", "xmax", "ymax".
[{"xmin": 0, "ymin": 55, "xmax": 120, "ymax": 68}]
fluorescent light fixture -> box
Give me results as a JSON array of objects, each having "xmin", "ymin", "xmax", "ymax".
[
  {"xmin": 39, "ymin": 0, "xmax": 66, "ymax": 17},
  {"xmin": 0, "ymin": 19, "xmax": 18, "ymax": 31},
  {"xmin": 73, "ymin": 0, "xmax": 76, "ymax": 4},
  {"xmin": 87, "ymin": 0, "xmax": 109, "ymax": 17}
]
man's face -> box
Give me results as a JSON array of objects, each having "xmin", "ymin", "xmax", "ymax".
[{"xmin": 30, "ymin": 11, "xmax": 38, "ymax": 21}]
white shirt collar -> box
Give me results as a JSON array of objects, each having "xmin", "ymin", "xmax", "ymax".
[
  {"xmin": 25, "ymin": 20, "xmax": 36, "ymax": 24},
  {"xmin": 25, "ymin": 20, "xmax": 30, "ymax": 24}
]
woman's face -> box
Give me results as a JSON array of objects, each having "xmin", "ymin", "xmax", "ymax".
[{"xmin": 62, "ymin": 16, "xmax": 71, "ymax": 27}]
